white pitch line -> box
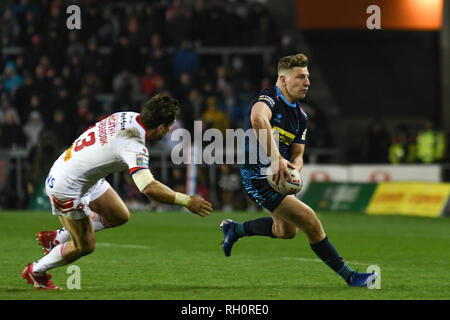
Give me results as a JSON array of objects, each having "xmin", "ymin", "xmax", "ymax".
[
  {"xmin": 282, "ymin": 257, "xmax": 372, "ymax": 266},
  {"xmin": 96, "ymin": 242, "xmax": 150, "ymax": 249}
]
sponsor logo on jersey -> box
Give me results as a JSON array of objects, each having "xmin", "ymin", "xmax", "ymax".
[
  {"xmin": 301, "ymin": 128, "xmax": 307, "ymax": 141},
  {"xmin": 272, "ymin": 126, "xmax": 296, "ymax": 146},
  {"xmin": 136, "ymin": 153, "xmax": 149, "ymax": 167}
]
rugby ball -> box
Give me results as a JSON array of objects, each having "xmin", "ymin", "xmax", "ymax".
[{"xmin": 266, "ymin": 167, "xmax": 303, "ymax": 195}]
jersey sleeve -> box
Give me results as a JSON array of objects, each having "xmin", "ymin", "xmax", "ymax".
[
  {"xmin": 293, "ymin": 112, "xmax": 309, "ymax": 144},
  {"xmin": 254, "ymin": 93, "xmax": 277, "ymax": 112},
  {"xmin": 117, "ymin": 139, "xmax": 150, "ymax": 175}
]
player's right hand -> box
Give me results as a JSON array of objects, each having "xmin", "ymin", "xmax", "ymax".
[
  {"xmin": 187, "ymin": 196, "xmax": 213, "ymax": 217},
  {"xmin": 271, "ymin": 158, "xmax": 296, "ymax": 187}
]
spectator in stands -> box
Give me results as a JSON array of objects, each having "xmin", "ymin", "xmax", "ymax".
[
  {"xmin": 2, "ymin": 61, "xmax": 24, "ymax": 95},
  {"xmin": 173, "ymin": 39, "xmax": 199, "ymax": 79},
  {"xmin": 113, "ymin": 68, "xmax": 141, "ymax": 106},
  {"xmin": 66, "ymin": 31, "xmax": 85, "ymax": 58},
  {"xmin": 202, "ymin": 95, "xmax": 230, "ymax": 135},
  {"xmin": 417, "ymin": 119, "xmax": 447, "ymax": 163},
  {"xmin": 12, "ymin": 71, "xmax": 34, "ymax": 121},
  {"xmin": 388, "ymin": 132, "xmax": 407, "ymax": 164},
  {"xmin": 218, "ymin": 164, "xmax": 241, "ymax": 211},
  {"xmin": 174, "ymin": 72, "xmax": 193, "ymax": 103},
  {"xmin": 48, "ymin": 109, "xmax": 74, "ymax": 148},
  {"xmin": 74, "ymin": 98, "xmax": 95, "ymax": 135},
  {"xmin": 247, "ymin": 2, "xmax": 277, "ymax": 46},
  {"xmin": 170, "ymin": 168, "xmax": 186, "ymax": 194},
  {"xmin": 165, "ymin": 0, "xmax": 192, "ymax": 46},
  {"xmin": 223, "ymin": 2, "xmax": 243, "ymax": 46},
  {"xmin": 110, "ymin": 33, "xmax": 140, "ymax": 75},
  {"xmin": 15, "ymin": 2, "xmax": 41, "ymax": 47},
  {"xmin": 147, "ymin": 32, "xmax": 171, "ymax": 76},
  {"xmin": 140, "ymin": 4, "xmax": 164, "ymax": 41},
  {"xmin": 140, "ymin": 64, "xmax": 162, "ymax": 96},
  {"xmin": 0, "ymin": 93, "xmax": 21, "ymax": 125},
  {"xmin": 0, "ymin": 109, "xmax": 26, "ymax": 148},
  {"xmin": 219, "ymin": 86, "xmax": 246, "ymax": 129},
  {"xmin": 23, "ymin": 110, "xmax": 44, "ymax": 151},
  {"xmin": 26, "ymin": 129, "xmax": 62, "ymax": 200},
  {"xmin": 191, "ymin": 0, "xmax": 210, "ymax": 46},
  {"xmin": 362, "ymin": 119, "xmax": 390, "ymax": 163}
]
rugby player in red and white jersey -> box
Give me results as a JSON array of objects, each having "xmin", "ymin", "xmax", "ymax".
[{"xmin": 22, "ymin": 95, "xmax": 213, "ymax": 290}]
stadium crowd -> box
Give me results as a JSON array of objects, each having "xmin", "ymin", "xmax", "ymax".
[
  {"xmin": 0, "ymin": 0, "xmax": 284, "ymax": 209},
  {"xmin": 0, "ymin": 0, "xmax": 447, "ymax": 210}
]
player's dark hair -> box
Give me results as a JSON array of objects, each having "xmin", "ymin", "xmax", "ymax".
[
  {"xmin": 277, "ymin": 53, "xmax": 308, "ymax": 73},
  {"xmin": 140, "ymin": 95, "xmax": 181, "ymax": 129}
]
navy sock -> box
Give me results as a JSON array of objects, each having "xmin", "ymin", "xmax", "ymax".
[
  {"xmin": 235, "ymin": 217, "xmax": 275, "ymax": 238},
  {"xmin": 310, "ymin": 236, "xmax": 354, "ymax": 283}
]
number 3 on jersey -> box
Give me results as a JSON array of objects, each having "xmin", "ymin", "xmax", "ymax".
[
  {"xmin": 64, "ymin": 130, "xmax": 96, "ymax": 162},
  {"xmin": 74, "ymin": 132, "xmax": 96, "ymax": 152}
]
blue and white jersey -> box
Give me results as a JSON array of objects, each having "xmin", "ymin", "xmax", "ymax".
[{"xmin": 241, "ymin": 85, "xmax": 308, "ymax": 180}]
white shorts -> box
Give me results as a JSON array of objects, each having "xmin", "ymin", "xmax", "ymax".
[{"xmin": 45, "ymin": 177, "xmax": 111, "ymax": 220}]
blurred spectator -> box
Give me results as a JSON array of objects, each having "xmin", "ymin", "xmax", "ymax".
[
  {"xmin": 173, "ymin": 39, "xmax": 199, "ymax": 79},
  {"xmin": 165, "ymin": 0, "xmax": 192, "ymax": 46},
  {"xmin": 362, "ymin": 120, "xmax": 390, "ymax": 163},
  {"xmin": 26, "ymin": 129, "xmax": 61, "ymax": 199},
  {"xmin": 66, "ymin": 31, "xmax": 85, "ymax": 58},
  {"xmin": 219, "ymin": 87, "xmax": 246, "ymax": 129},
  {"xmin": 113, "ymin": 68, "xmax": 141, "ymax": 105},
  {"xmin": 140, "ymin": 4, "xmax": 164, "ymax": 41},
  {"xmin": 388, "ymin": 133, "xmax": 407, "ymax": 164},
  {"xmin": 140, "ymin": 64, "xmax": 162, "ymax": 96},
  {"xmin": 2, "ymin": 61, "xmax": 24, "ymax": 95},
  {"xmin": 417, "ymin": 120, "xmax": 447, "ymax": 163},
  {"xmin": 0, "ymin": 93, "xmax": 21, "ymax": 125},
  {"xmin": 23, "ymin": 110, "xmax": 44, "ymax": 151},
  {"xmin": 218, "ymin": 164, "xmax": 241, "ymax": 211},
  {"xmin": 195, "ymin": 168, "xmax": 210, "ymax": 203},
  {"xmin": 202, "ymin": 96, "xmax": 230, "ymax": 135},
  {"xmin": 216, "ymin": 65, "xmax": 231, "ymax": 95},
  {"xmin": 202, "ymin": 3, "xmax": 226, "ymax": 46},
  {"xmin": 16, "ymin": 4, "xmax": 41, "ymax": 47},
  {"xmin": 12, "ymin": 71, "xmax": 34, "ymax": 121},
  {"xmin": 75, "ymin": 98, "xmax": 95, "ymax": 135},
  {"xmin": 247, "ymin": 2, "xmax": 277, "ymax": 46},
  {"xmin": 170, "ymin": 168, "xmax": 186, "ymax": 193},
  {"xmin": 191, "ymin": 0, "xmax": 209, "ymax": 46},
  {"xmin": 110, "ymin": 33, "xmax": 140, "ymax": 75},
  {"xmin": 147, "ymin": 32, "xmax": 171, "ymax": 75},
  {"xmin": 0, "ymin": 110, "xmax": 26, "ymax": 148},
  {"xmin": 2, "ymin": 8, "xmax": 20, "ymax": 47},
  {"xmin": 48, "ymin": 109, "xmax": 74, "ymax": 148},
  {"xmin": 173, "ymin": 72, "xmax": 193, "ymax": 103},
  {"xmin": 82, "ymin": 38, "xmax": 105, "ymax": 80}
]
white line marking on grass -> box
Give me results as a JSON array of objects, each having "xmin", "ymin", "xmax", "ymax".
[
  {"xmin": 282, "ymin": 257, "xmax": 372, "ymax": 266},
  {"xmin": 96, "ymin": 242, "xmax": 150, "ymax": 249}
]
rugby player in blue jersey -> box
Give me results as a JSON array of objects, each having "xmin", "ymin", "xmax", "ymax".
[{"xmin": 220, "ymin": 54, "xmax": 377, "ymax": 287}]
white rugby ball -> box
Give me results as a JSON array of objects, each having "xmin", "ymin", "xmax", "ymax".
[{"xmin": 266, "ymin": 167, "xmax": 303, "ymax": 195}]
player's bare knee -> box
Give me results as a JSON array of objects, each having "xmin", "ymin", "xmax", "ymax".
[
  {"xmin": 278, "ymin": 228, "xmax": 298, "ymax": 239},
  {"xmin": 78, "ymin": 238, "xmax": 95, "ymax": 256}
]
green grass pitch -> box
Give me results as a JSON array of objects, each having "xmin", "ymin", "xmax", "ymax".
[{"xmin": 1, "ymin": 210, "xmax": 449, "ymax": 300}]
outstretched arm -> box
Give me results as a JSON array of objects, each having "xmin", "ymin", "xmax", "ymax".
[{"xmin": 131, "ymin": 169, "xmax": 213, "ymax": 217}]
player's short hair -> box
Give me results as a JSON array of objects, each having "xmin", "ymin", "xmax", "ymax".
[
  {"xmin": 140, "ymin": 95, "xmax": 181, "ymax": 129},
  {"xmin": 277, "ymin": 53, "xmax": 309, "ymax": 74}
]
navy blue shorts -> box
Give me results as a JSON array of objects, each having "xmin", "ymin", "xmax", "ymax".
[{"xmin": 241, "ymin": 177, "xmax": 287, "ymax": 212}]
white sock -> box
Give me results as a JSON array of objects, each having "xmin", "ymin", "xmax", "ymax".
[
  {"xmin": 54, "ymin": 211, "xmax": 108, "ymax": 244},
  {"xmin": 54, "ymin": 226, "xmax": 70, "ymax": 244},
  {"xmin": 33, "ymin": 243, "xmax": 68, "ymax": 274},
  {"xmin": 90, "ymin": 211, "xmax": 109, "ymax": 232}
]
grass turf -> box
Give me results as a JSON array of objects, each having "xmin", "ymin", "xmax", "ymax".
[{"xmin": 0, "ymin": 210, "xmax": 449, "ymax": 300}]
